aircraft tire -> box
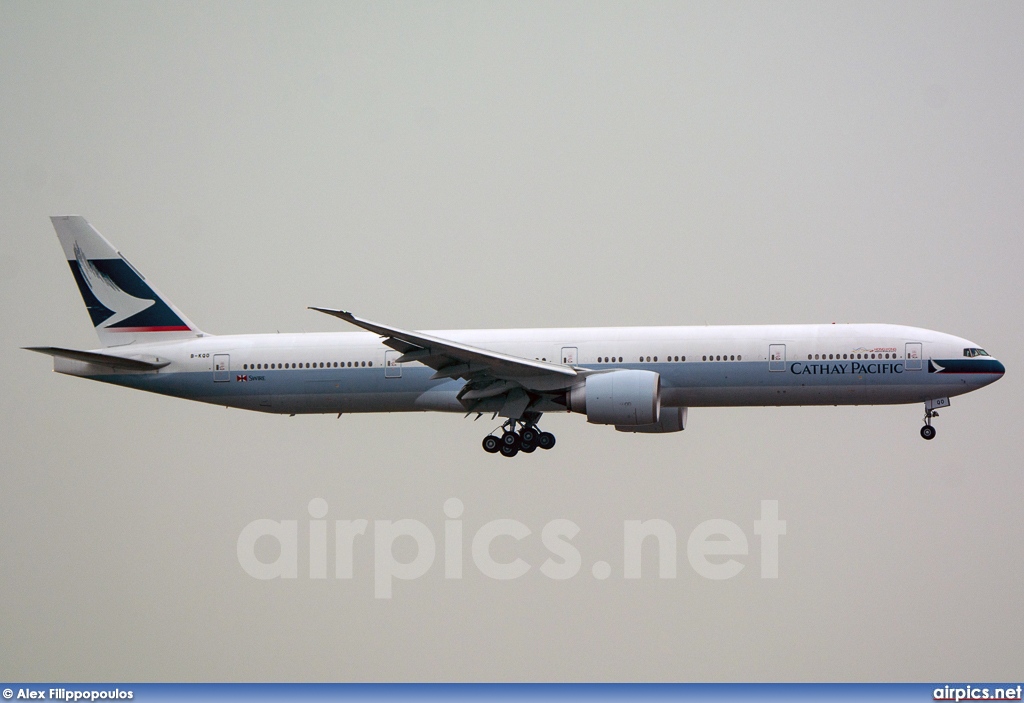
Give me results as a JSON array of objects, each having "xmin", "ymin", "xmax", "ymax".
[{"xmin": 538, "ymin": 432, "xmax": 555, "ymax": 450}]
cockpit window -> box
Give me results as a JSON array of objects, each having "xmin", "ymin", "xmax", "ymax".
[{"xmin": 963, "ymin": 348, "xmax": 990, "ymax": 357}]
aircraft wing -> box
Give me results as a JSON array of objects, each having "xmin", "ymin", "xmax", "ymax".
[
  {"xmin": 309, "ymin": 308, "xmax": 577, "ymax": 383},
  {"xmin": 309, "ymin": 308, "xmax": 582, "ymax": 417}
]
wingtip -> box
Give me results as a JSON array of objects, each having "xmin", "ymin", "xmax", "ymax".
[
  {"xmin": 309, "ymin": 307, "xmax": 353, "ymax": 317},
  {"xmin": 305, "ymin": 306, "xmax": 354, "ymax": 321}
]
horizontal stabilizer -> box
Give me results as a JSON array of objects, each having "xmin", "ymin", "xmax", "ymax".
[{"xmin": 23, "ymin": 346, "xmax": 170, "ymax": 371}]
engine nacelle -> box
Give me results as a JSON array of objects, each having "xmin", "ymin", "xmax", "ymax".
[
  {"xmin": 616, "ymin": 406, "xmax": 687, "ymax": 433},
  {"xmin": 568, "ymin": 370, "xmax": 661, "ymax": 426}
]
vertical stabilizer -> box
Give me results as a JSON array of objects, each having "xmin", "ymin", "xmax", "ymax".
[{"xmin": 50, "ymin": 216, "xmax": 206, "ymax": 347}]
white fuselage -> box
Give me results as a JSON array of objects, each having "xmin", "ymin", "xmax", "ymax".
[{"xmin": 53, "ymin": 322, "xmax": 1004, "ymax": 417}]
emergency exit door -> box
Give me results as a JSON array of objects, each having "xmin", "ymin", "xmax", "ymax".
[
  {"xmin": 213, "ymin": 354, "xmax": 230, "ymax": 382},
  {"xmin": 385, "ymin": 350, "xmax": 402, "ymax": 378}
]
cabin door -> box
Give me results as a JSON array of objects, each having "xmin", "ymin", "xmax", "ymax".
[{"xmin": 213, "ymin": 354, "xmax": 230, "ymax": 382}]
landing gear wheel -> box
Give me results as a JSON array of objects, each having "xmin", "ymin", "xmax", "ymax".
[
  {"xmin": 501, "ymin": 430, "xmax": 521, "ymax": 450},
  {"xmin": 482, "ymin": 435, "xmax": 501, "ymax": 453},
  {"xmin": 520, "ymin": 442, "xmax": 537, "ymax": 453},
  {"xmin": 500, "ymin": 443, "xmax": 519, "ymax": 458},
  {"xmin": 538, "ymin": 432, "xmax": 555, "ymax": 450},
  {"xmin": 920, "ymin": 425, "xmax": 936, "ymax": 440},
  {"xmin": 520, "ymin": 427, "xmax": 538, "ymax": 445}
]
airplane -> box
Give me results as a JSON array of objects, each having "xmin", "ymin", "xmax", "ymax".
[{"xmin": 27, "ymin": 216, "xmax": 1005, "ymax": 457}]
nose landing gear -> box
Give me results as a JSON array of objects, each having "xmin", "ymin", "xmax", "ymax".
[
  {"xmin": 483, "ymin": 419, "xmax": 555, "ymax": 457},
  {"xmin": 920, "ymin": 398, "xmax": 950, "ymax": 440}
]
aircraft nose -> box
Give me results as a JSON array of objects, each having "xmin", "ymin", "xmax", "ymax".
[{"xmin": 994, "ymin": 359, "xmax": 1006, "ymax": 375}]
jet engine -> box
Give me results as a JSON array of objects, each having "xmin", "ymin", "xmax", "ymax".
[{"xmin": 568, "ymin": 369, "xmax": 660, "ymax": 426}]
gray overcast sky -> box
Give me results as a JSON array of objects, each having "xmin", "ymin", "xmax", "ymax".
[{"xmin": 1, "ymin": 1, "xmax": 1022, "ymax": 682}]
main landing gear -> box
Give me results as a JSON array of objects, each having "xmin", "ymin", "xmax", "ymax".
[{"xmin": 482, "ymin": 419, "xmax": 556, "ymax": 457}]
